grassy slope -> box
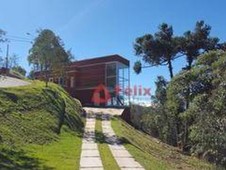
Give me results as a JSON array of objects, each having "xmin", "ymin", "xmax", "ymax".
[
  {"xmin": 95, "ymin": 118, "xmax": 120, "ymax": 170},
  {"xmin": 24, "ymin": 128, "xmax": 82, "ymax": 170},
  {"xmin": 0, "ymin": 81, "xmax": 84, "ymax": 170},
  {"xmin": 112, "ymin": 117, "xmax": 215, "ymax": 170}
]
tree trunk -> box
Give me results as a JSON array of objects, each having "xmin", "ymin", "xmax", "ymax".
[
  {"xmin": 45, "ymin": 80, "xmax": 48, "ymax": 87},
  {"xmin": 187, "ymin": 56, "xmax": 193, "ymax": 70},
  {"xmin": 183, "ymin": 85, "xmax": 191, "ymax": 150},
  {"xmin": 168, "ymin": 60, "xmax": 174, "ymax": 79},
  {"xmin": 45, "ymin": 70, "xmax": 49, "ymax": 87}
]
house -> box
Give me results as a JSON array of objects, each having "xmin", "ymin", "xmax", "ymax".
[{"xmin": 34, "ymin": 54, "xmax": 130, "ymax": 106}]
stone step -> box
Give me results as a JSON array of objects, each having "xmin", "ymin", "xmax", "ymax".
[
  {"xmin": 79, "ymin": 116, "xmax": 103, "ymax": 170},
  {"xmin": 102, "ymin": 117, "xmax": 145, "ymax": 170}
]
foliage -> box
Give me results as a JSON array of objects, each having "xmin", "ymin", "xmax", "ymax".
[
  {"xmin": 134, "ymin": 23, "xmax": 180, "ymax": 78},
  {"xmin": 130, "ymin": 50, "xmax": 226, "ymax": 167},
  {"xmin": 27, "ymin": 70, "xmax": 35, "ymax": 79},
  {"xmin": 112, "ymin": 117, "xmax": 214, "ymax": 170},
  {"xmin": 0, "ymin": 29, "xmax": 6, "ymax": 44},
  {"xmin": 0, "ymin": 53, "xmax": 18, "ymax": 69},
  {"xmin": 133, "ymin": 60, "xmax": 142, "ymax": 74},
  {"xmin": 0, "ymin": 29, "xmax": 7, "ymax": 69},
  {"xmin": 7, "ymin": 54, "xmax": 19, "ymax": 69},
  {"xmin": 130, "ymin": 104, "xmax": 143, "ymax": 129},
  {"xmin": 28, "ymin": 29, "xmax": 73, "ymax": 86},
  {"xmin": 180, "ymin": 21, "xmax": 219, "ymax": 69},
  {"xmin": 134, "ymin": 20, "xmax": 225, "ymax": 78},
  {"xmin": 12, "ymin": 65, "xmax": 26, "ymax": 76},
  {"xmin": 166, "ymin": 50, "xmax": 226, "ymax": 166},
  {"xmin": 130, "ymin": 77, "xmax": 169, "ymax": 142},
  {"xmin": 152, "ymin": 76, "xmax": 168, "ymax": 105}
]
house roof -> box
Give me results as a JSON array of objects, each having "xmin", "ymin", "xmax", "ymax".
[{"xmin": 68, "ymin": 54, "xmax": 130, "ymax": 68}]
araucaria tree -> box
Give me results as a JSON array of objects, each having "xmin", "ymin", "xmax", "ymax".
[
  {"xmin": 133, "ymin": 21, "xmax": 223, "ymax": 76},
  {"xmin": 28, "ymin": 29, "xmax": 73, "ymax": 86},
  {"xmin": 181, "ymin": 20, "xmax": 219, "ymax": 70},
  {"xmin": 134, "ymin": 23, "xmax": 180, "ymax": 78}
]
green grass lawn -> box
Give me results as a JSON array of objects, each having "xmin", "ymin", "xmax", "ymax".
[
  {"xmin": 0, "ymin": 81, "xmax": 84, "ymax": 169},
  {"xmin": 95, "ymin": 118, "xmax": 120, "ymax": 170},
  {"xmin": 111, "ymin": 117, "xmax": 215, "ymax": 170},
  {"xmin": 24, "ymin": 127, "xmax": 82, "ymax": 170}
]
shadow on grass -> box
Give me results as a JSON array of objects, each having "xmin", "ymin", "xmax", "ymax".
[
  {"xmin": 42, "ymin": 88, "xmax": 84, "ymax": 134},
  {"xmin": 95, "ymin": 130, "xmax": 106, "ymax": 144},
  {"xmin": 0, "ymin": 147, "xmax": 53, "ymax": 170},
  {"xmin": 3, "ymin": 91, "xmax": 18, "ymax": 103},
  {"xmin": 95, "ymin": 129, "xmax": 133, "ymax": 147},
  {"xmin": 118, "ymin": 136, "xmax": 145, "ymax": 152}
]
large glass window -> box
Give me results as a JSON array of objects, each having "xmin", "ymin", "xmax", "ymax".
[
  {"xmin": 107, "ymin": 77, "xmax": 116, "ymax": 89},
  {"xmin": 106, "ymin": 63, "xmax": 116, "ymax": 77},
  {"xmin": 106, "ymin": 63, "xmax": 117, "ymax": 90},
  {"xmin": 105, "ymin": 62, "xmax": 130, "ymax": 106}
]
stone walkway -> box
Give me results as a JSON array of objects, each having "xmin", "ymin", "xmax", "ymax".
[
  {"xmin": 0, "ymin": 76, "xmax": 30, "ymax": 88},
  {"xmin": 80, "ymin": 115, "xmax": 103, "ymax": 170},
  {"xmin": 80, "ymin": 112, "xmax": 144, "ymax": 170},
  {"xmin": 83, "ymin": 107, "xmax": 124, "ymax": 116},
  {"xmin": 102, "ymin": 114, "xmax": 144, "ymax": 170}
]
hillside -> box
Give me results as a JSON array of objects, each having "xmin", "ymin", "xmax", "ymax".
[
  {"xmin": 112, "ymin": 117, "xmax": 216, "ymax": 170},
  {"xmin": 0, "ymin": 81, "xmax": 84, "ymax": 169}
]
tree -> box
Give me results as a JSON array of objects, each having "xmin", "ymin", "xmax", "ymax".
[
  {"xmin": 166, "ymin": 50, "xmax": 226, "ymax": 166},
  {"xmin": 133, "ymin": 61, "xmax": 142, "ymax": 74},
  {"xmin": 12, "ymin": 66, "xmax": 26, "ymax": 76},
  {"xmin": 181, "ymin": 21, "xmax": 219, "ymax": 69},
  {"xmin": 8, "ymin": 54, "xmax": 18, "ymax": 69},
  {"xmin": 134, "ymin": 23, "xmax": 181, "ymax": 78},
  {"xmin": 0, "ymin": 29, "xmax": 6, "ymax": 44},
  {"xmin": 131, "ymin": 76, "xmax": 171, "ymax": 143},
  {"xmin": 151, "ymin": 76, "xmax": 168, "ymax": 105},
  {"xmin": 133, "ymin": 21, "xmax": 223, "ymax": 76},
  {"xmin": 27, "ymin": 70, "xmax": 35, "ymax": 80},
  {"xmin": 185, "ymin": 51, "xmax": 226, "ymax": 165},
  {"xmin": 0, "ymin": 29, "xmax": 6, "ymax": 68},
  {"xmin": 28, "ymin": 29, "xmax": 73, "ymax": 87},
  {"xmin": 150, "ymin": 76, "xmax": 169, "ymax": 141}
]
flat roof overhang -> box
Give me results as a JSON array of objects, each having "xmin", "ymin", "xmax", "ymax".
[{"xmin": 68, "ymin": 54, "xmax": 130, "ymax": 68}]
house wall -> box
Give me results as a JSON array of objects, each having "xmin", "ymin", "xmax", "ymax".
[
  {"xmin": 76, "ymin": 63, "xmax": 105, "ymax": 88},
  {"xmin": 74, "ymin": 89, "xmax": 94, "ymax": 106},
  {"xmin": 33, "ymin": 55, "xmax": 130, "ymax": 106}
]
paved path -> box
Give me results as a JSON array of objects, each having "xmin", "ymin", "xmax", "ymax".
[
  {"xmin": 80, "ymin": 115, "xmax": 104, "ymax": 170},
  {"xmin": 83, "ymin": 107, "xmax": 124, "ymax": 116},
  {"xmin": 0, "ymin": 76, "xmax": 30, "ymax": 88},
  {"xmin": 80, "ymin": 109, "xmax": 144, "ymax": 170},
  {"xmin": 102, "ymin": 114, "xmax": 144, "ymax": 170}
]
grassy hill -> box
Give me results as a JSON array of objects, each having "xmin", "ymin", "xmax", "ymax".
[
  {"xmin": 0, "ymin": 79, "xmax": 220, "ymax": 170},
  {"xmin": 0, "ymin": 81, "xmax": 84, "ymax": 169},
  {"xmin": 112, "ymin": 117, "xmax": 217, "ymax": 170}
]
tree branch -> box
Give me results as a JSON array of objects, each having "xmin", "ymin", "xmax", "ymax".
[{"xmin": 141, "ymin": 53, "xmax": 185, "ymax": 69}]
